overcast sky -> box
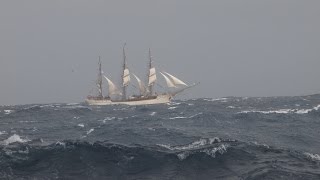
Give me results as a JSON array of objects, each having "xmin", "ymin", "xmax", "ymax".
[{"xmin": 1, "ymin": 0, "xmax": 320, "ymax": 105}]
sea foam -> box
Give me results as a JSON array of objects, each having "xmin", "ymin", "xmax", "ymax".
[{"xmin": 1, "ymin": 134, "xmax": 30, "ymax": 145}]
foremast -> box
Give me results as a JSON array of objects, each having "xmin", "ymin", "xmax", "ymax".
[{"xmin": 97, "ymin": 56, "xmax": 103, "ymax": 98}]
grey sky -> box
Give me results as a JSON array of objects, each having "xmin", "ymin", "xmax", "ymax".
[{"xmin": 1, "ymin": 0, "xmax": 320, "ymax": 105}]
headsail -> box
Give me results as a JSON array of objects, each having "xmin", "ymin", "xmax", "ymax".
[
  {"xmin": 160, "ymin": 72, "xmax": 176, "ymax": 88},
  {"xmin": 103, "ymin": 76, "xmax": 120, "ymax": 96},
  {"xmin": 133, "ymin": 74, "xmax": 146, "ymax": 95},
  {"xmin": 164, "ymin": 72, "xmax": 188, "ymax": 86}
]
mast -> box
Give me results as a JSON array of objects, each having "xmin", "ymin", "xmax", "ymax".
[
  {"xmin": 148, "ymin": 48, "xmax": 154, "ymax": 95},
  {"xmin": 122, "ymin": 43, "xmax": 127, "ymax": 100},
  {"xmin": 97, "ymin": 56, "xmax": 103, "ymax": 98}
]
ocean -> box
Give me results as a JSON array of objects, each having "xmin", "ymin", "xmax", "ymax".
[{"xmin": 0, "ymin": 94, "xmax": 320, "ymax": 179}]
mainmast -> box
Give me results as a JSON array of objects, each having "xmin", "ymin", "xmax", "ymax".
[
  {"xmin": 147, "ymin": 48, "xmax": 157, "ymax": 96},
  {"xmin": 97, "ymin": 56, "xmax": 103, "ymax": 98},
  {"xmin": 122, "ymin": 43, "xmax": 127, "ymax": 100}
]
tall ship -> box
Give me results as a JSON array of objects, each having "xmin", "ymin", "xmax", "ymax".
[{"xmin": 86, "ymin": 45, "xmax": 197, "ymax": 105}]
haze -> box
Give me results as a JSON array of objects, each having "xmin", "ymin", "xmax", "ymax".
[{"xmin": 1, "ymin": 0, "xmax": 320, "ymax": 105}]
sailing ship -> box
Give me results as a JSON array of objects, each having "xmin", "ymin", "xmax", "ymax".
[{"xmin": 86, "ymin": 45, "xmax": 198, "ymax": 105}]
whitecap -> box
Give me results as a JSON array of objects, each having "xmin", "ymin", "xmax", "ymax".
[
  {"xmin": 168, "ymin": 102, "xmax": 181, "ymax": 106},
  {"xmin": 313, "ymin": 104, "xmax": 320, "ymax": 111},
  {"xmin": 239, "ymin": 104, "xmax": 320, "ymax": 115},
  {"xmin": 4, "ymin": 110, "xmax": 14, "ymax": 115},
  {"xmin": 63, "ymin": 105, "xmax": 91, "ymax": 110},
  {"xmin": 176, "ymin": 144, "xmax": 229, "ymax": 160},
  {"xmin": 0, "ymin": 131, "xmax": 6, "ymax": 135},
  {"xmin": 1, "ymin": 134, "xmax": 30, "ymax": 145},
  {"xmin": 150, "ymin": 112, "xmax": 157, "ymax": 116},
  {"xmin": 169, "ymin": 116, "xmax": 187, "ymax": 120},
  {"xmin": 99, "ymin": 117, "xmax": 116, "ymax": 123},
  {"xmin": 73, "ymin": 116, "xmax": 80, "ymax": 119},
  {"xmin": 239, "ymin": 109, "xmax": 295, "ymax": 114},
  {"xmin": 78, "ymin": 123, "xmax": 84, "ymax": 128},
  {"xmin": 19, "ymin": 120, "xmax": 37, "ymax": 123},
  {"xmin": 147, "ymin": 127, "xmax": 156, "ymax": 131},
  {"xmin": 189, "ymin": 112, "xmax": 203, "ymax": 118},
  {"xmin": 296, "ymin": 109, "xmax": 313, "ymax": 114},
  {"xmin": 87, "ymin": 128, "xmax": 94, "ymax": 135},
  {"xmin": 158, "ymin": 137, "xmax": 222, "ymax": 151},
  {"xmin": 227, "ymin": 106, "xmax": 236, "ymax": 109},
  {"xmin": 169, "ymin": 112, "xmax": 202, "ymax": 120},
  {"xmin": 66, "ymin": 103, "xmax": 80, "ymax": 106},
  {"xmin": 168, "ymin": 107, "xmax": 177, "ymax": 110},
  {"xmin": 304, "ymin": 152, "xmax": 320, "ymax": 161},
  {"xmin": 40, "ymin": 104, "xmax": 54, "ymax": 108},
  {"xmin": 204, "ymin": 98, "xmax": 228, "ymax": 102},
  {"xmin": 56, "ymin": 141, "xmax": 66, "ymax": 147},
  {"xmin": 252, "ymin": 141, "xmax": 270, "ymax": 148}
]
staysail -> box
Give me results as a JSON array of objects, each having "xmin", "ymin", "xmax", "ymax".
[
  {"xmin": 160, "ymin": 72, "xmax": 176, "ymax": 88},
  {"xmin": 132, "ymin": 74, "xmax": 146, "ymax": 95},
  {"xmin": 103, "ymin": 76, "xmax": 120, "ymax": 96},
  {"xmin": 164, "ymin": 72, "xmax": 188, "ymax": 86}
]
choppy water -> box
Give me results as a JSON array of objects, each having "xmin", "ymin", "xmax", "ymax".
[{"xmin": 1, "ymin": 94, "xmax": 320, "ymax": 179}]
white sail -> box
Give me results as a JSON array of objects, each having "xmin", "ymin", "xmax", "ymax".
[
  {"xmin": 132, "ymin": 74, "xmax": 146, "ymax": 95},
  {"xmin": 148, "ymin": 67, "xmax": 157, "ymax": 86},
  {"xmin": 160, "ymin": 72, "xmax": 176, "ymax": 88},
  {"xmin": 164, "ymin": 72, "xmax": 188, "ymax": 86},
  {"xmin": 123, "ymin": 68, "xmax": 130, "ymax": 86},
  {"xmin": 104, "ymin": 76, "xmax": 120, "ymax": 95}
]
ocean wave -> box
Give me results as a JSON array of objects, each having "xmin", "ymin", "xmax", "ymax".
[
  {"xmin": 169, "ymin": 116, "xmax": 187, "ymax": 120},
  {"xmin": 177, "ymin": 144, "xmax": 229, "ymax": 160},
  {"xmin": 238, "ymin": 104, "xmax": 320, "ymax": 115},
  {"xmin": 1, "ymin": 140, "xmax": 319, "ymax": 179},
  {"xmin": 168, "ymin": 102, "xmax": 181, "ymax": 106},
  {"xmin": 168, "ymin": 112, "xmax": 203, "ymax": 120},
  {"xmin": 63, "ymin": 105, "xmax": 92, "ymax": 110},
  {"xmin": 77, "ymin": 123, "xmax": 84, "ymax": 128},
  {"xmin": 157, "ymin": 137, "xmax": 223, "ymax": 151},
  {"xmin": 150, "ymin": 112, "xmax": 157, "ymax": 116},
  {"xmin": 3, "ymin": 110, "xmax": 14, "ymax": 115},
  {"xmin": 203, "ymin": 98, "xmax": 228, "ymax": 102},
  {"xmin": 239, "ymin": 109, "xmax": 295, "ymax": 114},
  {"xmin": 0, "ymin": 134, "xmax": 30, "ymax": 145},
  {"xmin": 86, "ymin": 128, "xmax": 94, "ymax": 135},
  {"xmin": 157, "ymin": 138, "xmax": 229, "ymax": 160},
  {"xmin": 98, "ymin": 117, "xmax": 116, "ymax": 123},
  {"xmin": 304, "ymin": 152, "xmax": 320, "ymax": 162}
]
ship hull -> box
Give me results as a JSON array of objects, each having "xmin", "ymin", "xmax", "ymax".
[{"xmin": 85, "ymin": 94, "xmax": 171, "ymax": 106}]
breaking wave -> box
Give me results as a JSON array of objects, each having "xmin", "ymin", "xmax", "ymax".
[
  {"xmin": 238, "ymin": 104, "xmax": 320, "ymax": 115},
  {"xmin": 0, "ymin": 134, "xmax": 30, "ymax": 146},
  {"xmin": 1, "ymin": 138, "xmax": 319, "ymax": 179}
]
